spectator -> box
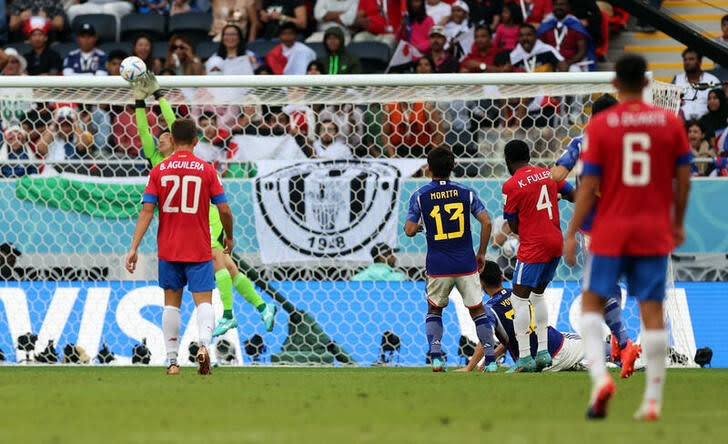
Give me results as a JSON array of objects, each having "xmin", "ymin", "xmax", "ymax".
[
  {"xmin": 674, "ymin": 48, "xmax": 720, "ymax": 121},
  {"xmin": 138, "ymin": 0, "xmax": 170, "ymax": 14},
  {"xmin": 2, "ymin": 48, "xmax": 27, "ymax": 75},
  {"xmin": 66, "ymin": 0, "xmax": 133, "ymax": 26},
  {"xmin": 493, "ymin": 2, "xmax": 522, "ymax": 52},
  {"xmin": 264, "ymin": 22, "xmax": 316, "ymax": 75},
  {"xmin": 1, "ymin": 126, "xmax": 38, "ymax": 177},
  {"xmin": 306, "ymin": 60, "xmax": 324, "ymax": 74},
  {"xmin": 352, "ymin": 0, "xmax": 396, "ymax": 47},
  {"xmin": 105, "ymin": 49, "xmax": 127, "ymax": 76},
  {"xmin": 426, "ymin": 0, "xmax": 451, "ymax": 26},
  {"xmin": 319, "ymin": 104, "xmax": 364, "ymax": 146},
  {"xmin": 0, "ymin": 0, "xmax": 7, "ymax": 44},
  {"xmin": 259, "ymin": 0, "xmax": 307, "ymax": 40},
  {"xmin": 194, "ymin": 111, "xmax": 238, "ymax": 176},
  {"xmin": 170, "ymin": 0, "xmax": 190, "ymax": 14},
  {"xmin": 699, "ymin": 88, "xmax": 728, "ymax": 139},
  {"xmin": 569, "ymin": 0, "xmax": 602, "ymax": 52},
  {"xmin": 351, "ymin": 243, "xmax": 406, "ymax": 281},
  {"xmin": 716, "ymin": 14, "xmax": 728, "ymax": 47},
  {"xmin": 317, "ymin": 27, "xmax": 362, "ymax": 74},
  {"xmin": 210, "ymin": 0, "xmax": 258, "ymax": 42},
  {"xmin": 9, "ymin": 0, "xmax": 65, "ymax": 41},
  {"xmin": 132, "ymin": 35, "xmax": 163, "ymax": 75},
  {"xmin": 403, "ymin": 0, "xmax": 434, "ymax": 53},
  {"xmin": 205, "ymin": 24, "xmax": 257, "ymax": 74},
  {"xmin": 509, "ymin": 23, "xmax": 563, "ymax": 72},
  {"xmin": 113, "ymin": 105, "xmax": 156, "ymax": 157},
  {"xmin": 164, "ymin": 34, "xmax": 204, "ymax": 75},
  {"xmin": 63, "ymin": 24, "xmax": 108, "ymax": 76},
  {"xmin": 507, "ymin": 0, "xmax": 551, "ymax": 25},
  {"xmin": 382, "ymin": 99, "xmax": 444, "ymax": 157},
  {"xmin": 313, "ymin": 120, "xmax": 352, "ymax": 159},
  {"xmin": 36, "ymin": 106, "xmax": 95, "ymax": 169},
  {"xmin": 460, "ymin": 24, "xmax": 497, "ymax": 72},
  {"xmin": 425, "ymin": 26, "xmax": 459, "ymax": 73},
  {"xmin": 444, "ymin": 0, "xmax": 473, "ymax": 59},
  {"xmin": 466, "ymin": 0, "xmax": 502, "ymax": 32},
  {"xmin": 414, "ymin": 54, "xmax": 435, "ymax": 73},
  {"xmin": 687, "ymin": 119, "xmax": 716, "ymax": 177},
  {"xmin": 255, "ymin": 64, "xmax": 273, "ymax": 75},
  {"xmin": 537, "ymin": 0, "xmax": 593, "ymax": 71},
  {"xmin": 309, "ymin": 0, "xmax": 358, "ymax": 43},
  {"xmin": 23, "ymin": 17, "xmax": 62, "ymax": 75}
]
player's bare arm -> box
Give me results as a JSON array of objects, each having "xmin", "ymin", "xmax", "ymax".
[
  {"xmin": 673, "ymin": 165, "xmax": 691, "ymax": 247},
  {"xmin": 506, "ymin": 219, "xmax": 519, "ymax": 235},
  {"xmin": 125, "ymin": 203, "xmax": 156, "ymax": 273},
  {"xmin": 561, "ymin": 187, "xmax": 576, "ymax": 203},
  {"xmin": 550, "ymin": 165, "xmax": 569, "ymax": 182},
  {"xmin": 403, "ymin": 220, "xmax": 423, "ymax": 237},
  {"xmin": 217, "ymin": 201, "xmax": 234, "ymax": 254},
  {"xmin": 476, "ymin": 211, "xmax": 492, "ymax": 272},
  {"xmin": 564, "ymin": 175, "xmax": 599, "ymax": 266}
]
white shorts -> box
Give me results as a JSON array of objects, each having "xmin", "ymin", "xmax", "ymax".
[
  {"xmin": 426, "ymin": 273, "xmax": 482, "ymax": 308},
  {"xmin": 544, "ymin": 333, "xmax": 585, "ymax": 372}
]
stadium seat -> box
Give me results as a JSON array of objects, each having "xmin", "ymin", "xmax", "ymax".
[
  {"xmin": 51, "ymin": 42, "xmax": 80, "ymax": 60},
  {"xmin": 153, "ymin": 40, "xmax": 170, "ymax": 64},
  {"xmin": 247, "ymin": 39, "xmax": 278, "ymax": 58},
  {"xmin": 100, "ymin": 41, "xmax": 133, "ymax": 56},
  {"xmin": 5, "ymin": 42, "xmax": 31, "ymax": 56},
  {"xmin": 120, "ymin": 13, "xmax": 167, "ymax": 42},
  {"xmin": 168, "ymin": 12, "xmax": 212, "ymax": 45},
  {"xmin": 346, "ymin": 42, "xmax": 391, "ymax": 74},
  {"xmin": 308, "ymin": 42, "xmax": 327, "ymax": 60},
  {"xmin": 196, "ymin": 40, "xmax": 219, "ymax": 61},
  {"xmin": 71, "ymin": 14, "xmax": 117, "ymax": 44}
]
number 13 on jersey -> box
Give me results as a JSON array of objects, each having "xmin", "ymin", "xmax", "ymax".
[{"xmin": 429, "ymin": 202, "xmax": 465, "ymax": 241}]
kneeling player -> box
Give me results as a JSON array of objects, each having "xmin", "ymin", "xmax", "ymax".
[
  {"xmin": 458, "ymin": 261, "xmax": 588, "ymax": 373},
  {"xmin": 502, "ymin": 140, "xmax": 575, "ymax": 372},
  {"xmin": 404, "ymin": 147, "xmax": 495, "ymax": 372}
]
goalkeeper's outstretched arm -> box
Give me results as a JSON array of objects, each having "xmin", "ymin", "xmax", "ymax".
[{"xmin": 132, "ymin": 73, "xmax": 176, "ymax": 167}]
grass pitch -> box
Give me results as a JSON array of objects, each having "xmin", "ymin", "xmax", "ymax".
[{"xmin": 0, "ymin": 367, "xmax": 726, "ymax": 443}]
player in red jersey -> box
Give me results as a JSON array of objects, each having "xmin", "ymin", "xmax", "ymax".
[
  {"xmin": 125, "ymin": 119, "xmax": 234, "ymax": 376},
  {"xmin": 565, "ymin": 54, "xmax": 692, "ymax": 421},
  {"xmin": 502, "ymin": 140, "xmax": 575, "ymax": 373}
]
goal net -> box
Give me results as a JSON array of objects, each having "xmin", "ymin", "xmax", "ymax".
[{"xmin": 0, "ymin": 73, "xmax": 693, "ymax": 367}]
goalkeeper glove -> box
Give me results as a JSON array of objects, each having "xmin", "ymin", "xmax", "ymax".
[{"xmin": 131, "ymin": 72, "xmax": 162, "ymax": 101}]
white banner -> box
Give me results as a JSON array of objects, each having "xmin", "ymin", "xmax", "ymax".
[{"xmin": 253, "ymin": 159, "xmax": 425, "ymax": 264}]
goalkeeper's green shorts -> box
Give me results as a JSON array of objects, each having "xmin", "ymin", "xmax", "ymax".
[{"xmin": 209, "ymin": 204, "xmax": 224, "ymax": 251}]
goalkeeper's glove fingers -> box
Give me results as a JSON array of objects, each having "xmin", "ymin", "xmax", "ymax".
[
  {"xmin": 143, "ymin": 72, "xmax": 163, "ymax": 100},
  {"xmin": 130, "ymin": 78, "xmax": 149, "ymax": 101}
]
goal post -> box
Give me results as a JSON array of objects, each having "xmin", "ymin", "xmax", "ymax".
[{"xmin": 0, "ymin": 73, "xmax": 691, "ymax": 366}]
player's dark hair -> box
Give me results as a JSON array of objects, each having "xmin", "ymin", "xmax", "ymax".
[
  {"xmin": 615, "ymin": 54, "xmax": 647, "ymax": 92},
  {"xmin": 480, "ymin": 261, "xmax": 502, "ymax": 288},
  {"xmin": 171, "ymin": 118, "xmax": 197, "ymax": 144},
  {"xmin": 427, "ymin": 147, "xmax": 455, "ymax": 178},
  {"xmin": 504, "ymin": 140, "xmax": 530, "ymax": 165},
  {"xmin": 592, "ymin": 94, "xmax": 618, "ymax": 117},
  {"xmin": 682, "ymin": 47, "xmax": 702, "ymax": 60}
]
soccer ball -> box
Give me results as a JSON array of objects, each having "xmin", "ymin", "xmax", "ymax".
[
  {"xmin": 501, "ymin": 238, "xmax": 519, "ymax": 258},
  {"xmin": 120, "ymin": 56, "xmax": 147, "ymax": 82}
]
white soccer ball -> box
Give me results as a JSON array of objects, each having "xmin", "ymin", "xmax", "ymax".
[
  {"xmin": 501, "ymin": 238, "xmax": 519, "ymax": 258},
  {"xmin": 120, "ymin": 56, "xmax": 147, "ymax": 82}
]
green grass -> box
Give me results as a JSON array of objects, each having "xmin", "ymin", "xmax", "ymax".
[{"xmin": 0, "ymin": 367, "xmax": 726, "ymax": 443}]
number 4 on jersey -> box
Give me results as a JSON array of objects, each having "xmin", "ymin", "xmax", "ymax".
[{"xmin": 536, "ymin": 184, "xmax": 553, "ymax": 220}]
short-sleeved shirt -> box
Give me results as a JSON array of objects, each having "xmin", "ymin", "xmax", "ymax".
[
  {"xmin": 142, "ymin": 151, "xmax": 227, "ymax": 262},
  {"xmin": 11, "ymin": 0, "xmax": 64, "ymax": 17},
  {"xmin": 555, "ymin": 135, "xmax": 596, "ymax": 233},
  {"xmin": 261, "ymin": 0, "xmax": 304, "ymax": 39},
  {"xmin": 407, "ymin": 180, "xmax": 487, "ymax": 276},
  {"xmin": 63, "ymin": 49, "xmax": 108, "ymax": 76},
  {"xmin": 25, "ymin": 47, "xmax": 63, "ymax": 76},
  {"xmin": 486, "ymin": 288, "xmax": 563, "ymax": 360},
  {"xmin": 581, "ymin": 99, "xmax": 692, "ymax": 257},
  {"xmin": 502, "ymin": 165, "xmax": 573, "ymax": 263},
  {"xmin": 539, "ymin": 25, "xmax": 586, "ymax": 61}
]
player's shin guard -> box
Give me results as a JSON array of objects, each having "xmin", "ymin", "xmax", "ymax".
[
  {"xmin": 581, "ymin": 312, "xmax": 608, "ymax": 386},
  {"xmin": 162, "ymin": 305, "xmax": 181, "ymax": 366},
  {"xmin": 215, "ymin": 269, "xmax": 234, "ymax": 319},
  {"xmin": 473, "ymin": 312, "xmax": 496, "ymax": 365},
  {"xmin": 232, "ymin": 273, "xmax": 265, "ymax": 311},
  {"xmin": 641, "ymin": 329, "xmax": 668, "ymax": 406},
  {"xmin": 425, "ymin": 313, "xmax": 444, "ymax": 360},
  {"xmin": 604, "ymin": 296, "xmax": 628, "ymax": 351},
  {"xmin": 197, "ymin": 302, "xmax": 214, "ymax": 348},
  {"xmin": 511, "ymin": 295, "xmax": 532, "ymax": 358},
  {"xmin": 530, "ymin": 292, "xmax": 549, "ymax": 352}
]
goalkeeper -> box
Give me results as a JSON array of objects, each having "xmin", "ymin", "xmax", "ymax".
[{"xmin": 131, "ymin": 73, "xmax": 277, "ymax": 336}]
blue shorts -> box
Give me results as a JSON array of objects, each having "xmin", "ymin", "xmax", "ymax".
[
  {"xmin": 579, "ymin": 233, "xmax": 622, "ymax": 300},
  {"xmin": 158, "ymin": 259, "xmax": 215, "ymax": 292},
  {"xmin": 513, "ymin": 258, "xmax": 560, "ymax": 288},
  {"xmin": 584, "ymin": 255, "xmax": 668, "ymax": 302}
]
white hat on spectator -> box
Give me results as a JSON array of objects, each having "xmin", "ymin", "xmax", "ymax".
[
  {"xmin": 54, "ymin": 106, "xmax": 77, "ymax": 122},
  {"xmin": 3, "ymin": 125, "xmax": 28, "ymax": 140},
  {"xmin": 429, "ymin": 26, "xmax": 447, "ymax": 38},
  {"xmin": 451, "ymin": 0, "xmax": 469, "ymax": 13},
  {"xmin": 4, "ymin": 48, "xmax": 28, "ymax": 74}
]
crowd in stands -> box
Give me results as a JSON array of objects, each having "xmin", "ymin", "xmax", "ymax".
[{"xmin": 0, "ymin": 0, "xmax": 723, "ymax": 178}]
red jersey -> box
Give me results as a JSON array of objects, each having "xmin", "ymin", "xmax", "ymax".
[
  {"xmin": 502, "ymin": 166, "xmax": 573, "ymax": 263},
  {"xmin": 581, "ymin": 99, "xmax": 691, "ymax": 256},
  {"xmin": 142, "ymin": 150, "xmax": 227, "ymax": 262},
  {"xmin": 539, "ymin": 26, "xmax": 585, "ymax": 61}
]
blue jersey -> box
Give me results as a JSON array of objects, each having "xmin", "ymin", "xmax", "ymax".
[
  {"xmin": 407, "ymin": 180, "xmax": 486, "ymax": 276},
  {"xmin": 555, "ymin": 135, "xmax": 595, "ymax": 232},
  {"xmin": 485, "ymin": 288, "xmax": 564, "ymax": 360},
  {"xmin": 63, "ymin": 49, "xmax": 108, "ymax": 76}
]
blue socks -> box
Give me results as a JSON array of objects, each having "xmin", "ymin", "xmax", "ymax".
[
  {"xmin": 426, "ymin": 313, "xmax": 443, "ymax": 359},
  {"xmin": 473, "ymin": 312, "xmax": 496, "ymax": 365},
  {"xmin": 604, "ymin": 295, "xmax": 628, "ymax": 349}
]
